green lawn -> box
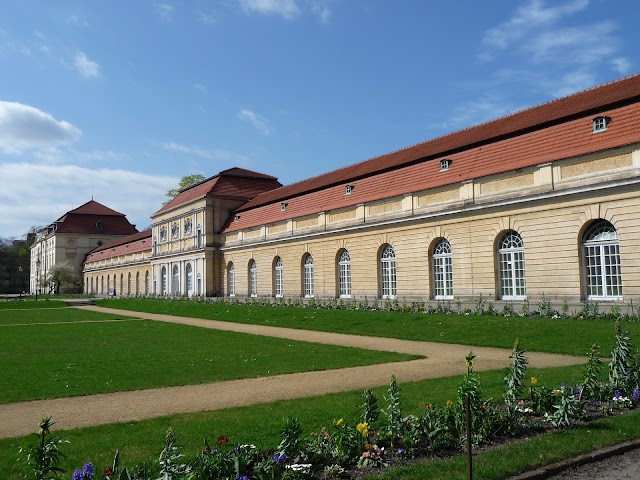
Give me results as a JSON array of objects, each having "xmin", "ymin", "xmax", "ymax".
[
  {"xmin": 0, "ymin": 299, "xmax": 68, "ymax": 310},
  {"xmin": 0, "ymin": 319, "xmax": 419, "ymax": 404},
  {"xmin": 1, "ymin": 364, "xmax": 616, "ymax": 480},
  {"xmin": 97, "ymin": 298, "xmax": 639, "ymax": 356},
  {"xmin": 0, "ymin": 307, "xmax": 135, "ymax": 324}
]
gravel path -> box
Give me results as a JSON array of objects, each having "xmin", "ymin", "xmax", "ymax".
[{"xmin": 0, "ymin": 306, "xmax": 583, "ymax": 439}]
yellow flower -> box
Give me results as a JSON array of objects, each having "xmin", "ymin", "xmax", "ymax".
[
  {"xmin": 481, "ymin": 403, "xmax": 487, "ymax": 410},
  {"xmin": 365, "ymin": 443, "xmax": 374, "ymax": 451},
  {"xmin": 335, "ymin": 418, "xmax": 344, "ymax": 426},
  {"xmin": 530, "ymin": 376, "xmax": 538, "ymax": 385},
  {"xmin": 425, "ymin": 403, "xmax": 433, "ymax": 410},
  {"xmin": 446, "ymin": 400, "xmax": 454, "ymax": 407},
  {"xmin": 356, "ymin": 422, "xmax": 369, "ymax": 437}
]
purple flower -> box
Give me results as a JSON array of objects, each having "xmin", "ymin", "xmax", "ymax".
[
  {"xmin": 273, "ymin": 452, "xmax": 287, "ymax": 463},
  {"xmin": 632, "ymin": 388, "xmax": 640, "ymax": 401},
  {"xmin": 397, "ymin": 448, "xmax": 405, "ymax": 455},
  {"xmin": 236, "ymin": 476, "xmax": 250, "ymax": 480},
  {"xmin": 614, "ymin": 389, "xmax": 622, "ymax": 399},
  {"xmin": 72, "ymin": 470, "xmax": 83, "ymax": 480},
  {"xmin": 82, "ymin": 462, "xmax": 94, "ymax": 479}
]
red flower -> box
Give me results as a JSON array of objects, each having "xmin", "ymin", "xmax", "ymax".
[
  {"xmin": 218, "ymin": 435, "xmax": 229, "ymax": 446},
  {"xmin": 103, "ymin": 467, "xmax": 113, "ymax": 476}
]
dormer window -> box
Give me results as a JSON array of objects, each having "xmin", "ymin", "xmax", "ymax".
[
  {"xmin": 593, "ymin": 116, "xmax": 609, "ymax": 133},
  {"xmin": 234, "ymin": 215, "xmax": 240, "ymax": 222},
  {"xmin": 95, "ymin": 221, "xmax": 103, "ymax": 230},
  {"xmin": 281, "ymin": 202, "xmax": 288, "ymax": 212},
  {"xmin": 439, "ymin": 158, "xmax": 452, "ymax": 171},
  {"xmin": 345, "ymin": 184, "xmax": 354, "ymax": 195}
]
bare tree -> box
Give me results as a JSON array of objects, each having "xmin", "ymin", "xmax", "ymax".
[{"xmin": 46, "ymin": 262, "xmax": 78, "ymax": 294}]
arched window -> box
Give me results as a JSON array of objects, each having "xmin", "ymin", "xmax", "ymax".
[
  {"xmin": 303, "ymin": 254, "xmax": 314, "ymax": 298},
  {"xmin": 380, "ymin": 245, "xmax": 397, "ymax": 298},
  {"xmin": 498, "ymin": 231, "xmax": 526, "ymax": 299},
  {"xmin": 228, "ymin": 262, "xmax": 235, "ymax": 296},
  {"xmin": 582, "ymin": 220, "xmax": 622, "ymax": 300},
  {"xmin": 338, "ymin": 250, "xmax": 351, "ymax": 298},
  {"xmin": 145, "ymin": 271, "xmax": 149, "ymax": 295},
  {"xmin": 274, "ymin": 257, "xmax": 284, "ymax": 297},
  {"xmin": 172, "ymin": 265, "xmax": 179, "ymax": 296},
  {"xmin": 107, "ymin": 275, "xmax": 110, "ymax": 293},
  {"xmin": 186, "ymin": 263, "xmax": 193, "ymax": 296},
  {"xmin": 432, "ymin": 238, "xmax": 453, "ymax": 299},
  {"xmin": 120, "ymin": 274, "xmax": 124, "ymax": 295},
  {"xmin": 135, "ymin": 272, "xmax": 140, "ymax": 295},
  {"xmin": 161, "ymin": 266, "xmax": 167, "ymax": 294},
  {"xmin": 90, "ymin": 277, "xmax": 94, "ymax": 294},
  {"xmin": 127, "ymin": 273, "xmax": 132, "ymax": 295},
  {"xmin": 249, "ymin": 260, "xmax": 258, "ymax": 297},
  {"xmin": 101, "ymin": 275, "xmax": 104, "ymax": 295}
]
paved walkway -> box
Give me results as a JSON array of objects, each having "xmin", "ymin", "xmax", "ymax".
[{"xmin": 0, "ymin": 306, "xmax": 583, "ymax": 439}]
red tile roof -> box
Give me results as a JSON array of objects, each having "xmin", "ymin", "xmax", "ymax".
[
  {"xmin": 84, "ymin": 229, "xmax": 152, "ymax": 265},
  {"xmin": 222, "ymin": 75, "xmax": 640, "ymax": 233},
  {"xmin": 236, "ymin": 73, "xmax": 640, "ymax": 213},
  {"xmin": 153, "ymin": 167, "xmax": 281, "ymax": 216},
  {"xmin": 43, "ymin": 200, "xmax": 138, "ymax": 236}
]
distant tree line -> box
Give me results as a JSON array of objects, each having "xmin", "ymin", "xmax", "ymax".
[{"xmin": 0, "ymin": 229, "xmax": 36, "ymax": 294}]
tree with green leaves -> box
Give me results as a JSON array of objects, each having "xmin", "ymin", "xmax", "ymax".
[{"xmin": 164, "ymin": 174, "xmax": 206, "ymax": 205}]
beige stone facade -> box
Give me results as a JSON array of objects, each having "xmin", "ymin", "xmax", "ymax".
[{"xmin": 79, "ymin": 75, "xmax": 640, "ymax": 307}]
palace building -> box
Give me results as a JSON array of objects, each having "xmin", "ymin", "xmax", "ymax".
[{"xmin": 80, "ymin": 74, "xmax": 640, "ymax": 306}]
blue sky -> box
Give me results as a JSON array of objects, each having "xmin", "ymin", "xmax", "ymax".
[{"xmin": 0, "ymin": 0, "xmax": 637, "ymax": 238}]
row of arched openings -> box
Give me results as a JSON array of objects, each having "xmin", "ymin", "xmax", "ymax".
[
  {"xmin": 87, "ymin": 271, "xmax": 150, "ymax": 295},
  {"xmin": 159, "ymin": 264, "xmax": 194, "ymax": 296},
  {"xmin": 224, "ymin": 220, "xmax": 622, "ymax": 300}
]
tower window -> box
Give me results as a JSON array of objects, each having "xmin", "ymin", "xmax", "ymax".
[
  {"xmin": 345, "ymin": 184, "xmax": 354, "ymax": 195},
  {"xmin": 281, "ymin": 202, "xmax": 288, "ymax": 211}
]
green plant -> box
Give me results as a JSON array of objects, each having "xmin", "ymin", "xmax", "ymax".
[
  {"xmin": 277, "ymin": 417, "xmax": 303, "ymax": 457},
  {"xmin": 538, "ymin": 294, "xmax": 553, "ymax": 318},
  {"xmin": 548, "ymin": 388, "xmax": 584, "ymax": 429},
  {"xmin": 384, "ymin": 376, "xmax": 403, "ymax": 447},
  {"xmin": 157, "ymin": 428, "xmax": 190, "ymax": 479},
  {"xmin": 580, "ymin": 343, "xmax": 604, "ymax": 401},
  {"xmin": 504, "ymin": 339, "xmax": 528, "ymax": 408},
  {"xmin": 360, "ymin": 389, "xmax": 380, "ymax": 425},
  {"xmin": 18, "ymin": 417, "xmax": 68, "ymax": 480},
  {"xmin": 609, "ymin": 319, "xmax": 634, "ymax": 391}
]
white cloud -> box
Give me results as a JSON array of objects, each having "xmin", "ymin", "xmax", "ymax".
[
  {"xmin": 196, "ymin": 10, "xmax": 217, "ymax": 25},
  {"xmin": 481, "ymin": 0, "xmax": 589, "ymax": 53},
  {"xmin": 163, "ymin": 141, "xmax": 250, "ymax": 163},
  {"xmin": 238, "ymin": 109, "xmax": 270, "ymax": 135},
  {"xmin": 439, "ymin": 95, "xmax": 523, "ymax": 132},
  {"xmin": 0, "ymin": 163, "xmax": 177, "ymax": 238},
  {"xmin": 239, "ymin": 0, "xmax": 301, "ymax": 20},
  {"xmin": 74, "ymin": 52, "xmax": 101, "ymax": 78},
  {"xmin": 155, "ymin": 3, "xmax": 174, "ymax": 21},
  {"xmin": 524, "ymin": 22, "xmax": 617, "ymax": 65},
  {"xmin": 310, "ymin": 0, "xmax": 331, "ymax": 23},
  {"xmin": 551, "ymin": 71, "xmax": 597, "ymax": 97},
  {"xmin": 611, "ymin": 57, "xmax": 631, "ymax": 75},
  {"xmin": 67, "ymin": 15, "xmax": 88, "ymax": 27},
  {"xmin": 0, "ymin": 101, "xmax": 82, "ymax": 154}
]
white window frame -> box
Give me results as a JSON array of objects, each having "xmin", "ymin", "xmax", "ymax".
[
  {"xmin": 582, "ymin": 221, "xmax": 622, "ymax": 300},
  {"xmin": 274, "ymin": 257, "xmax": 284, "ymax": 297},
  {"xmin": 171, "ymin": 265, "xmax": 180, "ymax": 296},
  {"xmin": 249, "ymin": 260, "xmax": 258, "ymax": 297},
  {"xmin": 161, "ymin": 266, "xmax": 167, "ymax": 295},
  {"xmin": 432, "ymin": 238, "xmax": 453, "ymax": 299},
  {"xmin": 185, "ymin": 263, "xmax": 193, "ymax": 297},
  {"xmin": 498, "ymin": 231, "xmax": 527, "ymax": 300},
  {"xmin": 593, "ymin": 116, "xmax": 609, "ymax": 133},
  {"xmin": 380, "ymin": 245, "xmax": 397, "ymax": 299},
  {"xmin": 228, "ymin": 262, "xmax": 235, "ymax": 296},
  {"xmin": 304, "ymin": 254, "xmax": 314, "ymax": 298},
  {"xmin": 338, "ymin": 250, "xmax": 351, "ymax": 298}
]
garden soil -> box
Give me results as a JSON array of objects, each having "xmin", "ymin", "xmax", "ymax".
[{"xmin": 0, "ymin": 306, "xmax": 583, "ymax": 439}]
